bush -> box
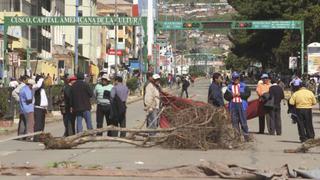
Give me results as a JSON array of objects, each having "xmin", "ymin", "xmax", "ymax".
[
  {"xmin": 0, "ymin": 88, "xmax": 10, "ymax": 118},
  {"xmin": 159, "ymin": 77, "xmax": 168, "ymax": 87},
  {"xmin": 126, "ymin": 77, "xmax": 139, "ymax": 94}
]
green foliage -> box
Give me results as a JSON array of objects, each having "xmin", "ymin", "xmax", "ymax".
[
  {"xmin": 227, "ymin": 0, "xmax": 320, "ymax": 72},
  {"xmin": 126, "ymin": 77, "xmax": 139, "ymax": 94},
  {"xmin": 189, "ymin": 66, "xmax": 206, "ymax": 77},
  {"xmin": 0, "ymin": 88, "xmax": 10, "ymax": 118},
  {"xmin": 159, "ymin": 77, "xmax": 168, "ymax": 87}
]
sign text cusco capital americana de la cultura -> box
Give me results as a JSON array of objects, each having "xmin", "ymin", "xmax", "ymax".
[{"xmin": 4, "ymin": 16, "xmax": 144, "ymax": 26}]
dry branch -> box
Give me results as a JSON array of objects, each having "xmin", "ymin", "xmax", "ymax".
[{"xmin": 284, "ymin": 138, "xmax": 320, "ymax": 153}]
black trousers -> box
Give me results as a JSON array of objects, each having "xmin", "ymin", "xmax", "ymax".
[
  {"xmin": 18, "ymin": 113, "xmax": 27, "ymax": 136},
  {"xmin": 34, "ymin": 108, "xmax": 46, "ymax": 132},
  {"xmin": 96, "ymin": 104, "xmax": 113, "ymax": 136},
  {"xmin": 63, "ymin": 112, "xmax": 76, "ymax": 136},
  {"xmin": 296, "ymin": 108, "xmax": 314, "ymax": 142},
  {"xmin": 269, "ymin": 108, "xmax": 281, "ymax": 135},
  {"xmin": 258, "ymin": 115, "xmax": 265, "ymax": 133},
  {"xmin": 180, "ymin": 89, "xmax": 189, "ymax": 98}
]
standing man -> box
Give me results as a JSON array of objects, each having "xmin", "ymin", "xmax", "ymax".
[
  {"xmin": 144, "ymin": 74, "xmax": 161, "ymax": 132},
  {"xmin": 256, "ymin": 73, "xmax": 271, "ymax": 134},
  {"xmin": 180, "ymin": 76, "xmax": 190, "ymax": 98},
  {"xmin": 289, "ymin": 82, "xmax": 317, "ymax": 142},
  {"xmin": 94, "ymin": 74, "xmax": 114, "ymax": 136},
  {"xmin": 224, "ymin": 72, "xmax": 251, "ymax": 141},
  {"xmin": 70, "ymin": 73, "xmax": 93, "ymax": 133},
  {"xmin": 111, "ymin": 76, "xmax": 129, "ymax": 137},
  {"xmin": 12, "ymin": 75, "xmax": 28, "ymax": 136},
  {"xmin": 19, "ymin": 79, "xmax": 36, "ymax": 139},
  {"xmin": 60, "ymin": 75, "xmax": 77, "ymax": 136},
  {"xmin": 143, "ymin": 72, "xmax": 153, "ymax": 106},
  {"xmin": 33, "ymin": 75, "xmax": 48, "ymax": 141},
  {"xmin": 268, "ymin": 78, "xmax": 285, "ymax": 135},
  {"xmin": 208, "ymin": 73, "xmax": 224, "ymax": 107}
]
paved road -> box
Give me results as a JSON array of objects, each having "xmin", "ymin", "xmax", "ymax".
[{"xmin": 1, "ymin": 78, "xmax": 320, "ymax": 179}]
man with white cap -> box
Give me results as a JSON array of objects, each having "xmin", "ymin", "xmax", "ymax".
[
  {"xmin": 18, "ymin": 78, "xmax": 36, "ymax": 138},
  {"xmin": 94, "ymin": 74, "xmax": 114, "ymax": 136},
  {"xmin": 144, "ymin": 74, "xmax": 161, "ymax": 133}
]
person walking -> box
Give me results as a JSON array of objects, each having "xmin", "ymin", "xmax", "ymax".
[
  {"xmin": 144, "ymin": 74, "xmax": 161, "ymax": 133},
  {"xmin": 180, "ymin": 76, "xmax": 190, "ymax": 98},
  {"xmin": 289, "ymin": 82, "xmax": 317, "ymax": 142},
  {"xmin": 224, "ymin": 72, "xmax": 251, "ymax": 141},
  {"xmin": 70, "ymin": 73, "xmax": 93, "ymax": 133},
  {"xmin": 208, "ymin": 73, "xmax": 224, "ymax": 107},
  {"xmin": 111, "ymin": 76, "xmax": 129, "ymax": 137},
  {"xmin": 18, "ymin": 78, "xmax": 36, "ymax": 139},
  {"xmin": 33, "ymin": 75, "xmax": 48, "ymax": 141},
  {"xmin": 94, "ymin": 74, "xmax": 114, "ymax": 136},
  {"xmin": 60, "ymin": 75, "xmax": 77, "ymax": 136},
  {"xmin": 268, "ymin": 78, "xmax": 285, "ymax": 135},
  {"xmin": 256, "ymin": 73, "xmax": 271, "ymax": 134}
]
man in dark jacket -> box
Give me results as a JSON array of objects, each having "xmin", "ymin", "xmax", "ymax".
[
  {"xmin": 111, "ymin": 76, "xmax": 129, "ymax": 137},
  {"xmin": 268, "ymin": 78, "xmax": 285, "ymax": 135},
  {"xmin": 60, "ymin": 75, "xmax": 77, "ymax": 136},
  {"xmin": 71, "ymin": 73, "xmax": 93, "ymax": 133},
  {"xmin": 180, "ymin": 76, "xmax": 190, "ymax": 98},
  {"xmin": 208, "ymin": 73, "xmax": 224, "ymax": 107}
]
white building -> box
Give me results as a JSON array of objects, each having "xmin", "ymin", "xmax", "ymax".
[{"xmin": 64, "ymin": 0, "xmax": 99, "ymax": 65}]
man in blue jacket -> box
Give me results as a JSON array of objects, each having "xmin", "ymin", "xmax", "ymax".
[
  {"xmin": 224, "ymin": 72, "xmax": 251, "ymax": 141},
  {"xmin": 208, "ymin": 72, "xmax": 224, "ymax": 107}
]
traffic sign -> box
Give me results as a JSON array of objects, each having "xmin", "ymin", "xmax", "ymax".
[
  {"xmin": 231, "ymin": 21, "xmax": 302, "ymax": 30},
  {"xmin": 158, "ymin": 21, "xmax": 183, "ymax": 30}
]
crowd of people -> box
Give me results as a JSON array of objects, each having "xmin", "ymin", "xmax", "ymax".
[{"xmin": 208, "ymin": 72, "xmax": 319, "ymax": 142}]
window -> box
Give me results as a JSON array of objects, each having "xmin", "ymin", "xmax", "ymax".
[
  {"xmin": 13, "ymin": 0, "xmax": 20, "ymax": 11},
  {"xmin": 79, "ymin": 0, "xmax": 83, "ymax": 6},
  {"xmin": 78, "ymin": 44, "xmax": 83, "ymax": 55},
  {"xmin": 118, "ymin": 38, "xmax": 124, "ymax": 43},
  {"xmin": 58, "ymin": 60, "xmax": 64, "ymax": 69},
  {"xmin": 118, "ymin": 26, "xmax": 124, "ymax": 30},
  {"xmin": 78, "ymin": 10, "xmax": 83, "ymax": 17},
  {"xmin": 42, "ymin": 36, "xmax": 51, "ymax": 52},
  {"xmin": 78, "ymin": 27, "xmax": 83, "ymax": 39}
]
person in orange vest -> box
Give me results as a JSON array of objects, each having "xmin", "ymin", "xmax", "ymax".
[{"xmin": 256, "ymin": 73, "xmax": 271, "ymax": 134}]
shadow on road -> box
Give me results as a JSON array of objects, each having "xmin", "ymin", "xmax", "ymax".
[{"xmin": 277, "ymin": 140, "xmax": 301, "ymax": 144}]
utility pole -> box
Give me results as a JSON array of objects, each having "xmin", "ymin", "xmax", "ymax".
[
  {"xmin": 74, "ymin": 0, "xmax": 79, "ymax": 74},
  {"xmin": 114, "ymin": 0, "xmax": 118, "ymax": 75}
]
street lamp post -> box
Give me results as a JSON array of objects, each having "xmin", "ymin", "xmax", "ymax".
[{"xmin": 114, "ymin": 0, "xmax": 118, "ymax": 75}]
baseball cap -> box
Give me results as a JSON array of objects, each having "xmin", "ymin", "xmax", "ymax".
[
  {"xmin": 26, "ymin": 79, "xmax": 36, "ymax": 85},
  {"xmin": 293, "ymin": 79, "xmax": 302, "ymax": 86},
  {"xmin": 101, "ymin": 74, "xmax": 111, "ymax": 81},
  {"xmin": 231, "ymin": 72, "xmax": 240, "ymax": 79},
  {"xmin": 152, "ymin": 74, "xmax": 161, "ymax": 80},
  {"xmin": 69, "ymin": 75, "xmax": 77, "ymax": 82},
  {"xmin": 261, "ymin": 74, "xmax": 269, "ymax": 79}
]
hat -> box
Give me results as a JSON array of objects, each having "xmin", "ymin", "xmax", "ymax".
[
  {"xmin": 152, "ymin": 74, "xmax": 161, "ymax": 80},
  {"xmin": 261, "ymin": 74, "xmax": 269, "ymax": 79},
  {"xmin": 69, "ymin": 75, "xmax": 77, "ymax": 82},
  {"xmin": 293, "ymin": 79, "xmax": 302, "ymax": 86},
  {"xmin": 101, "ymin": 74, "xmax": 110, "ymax": 81},
  {"xmin": 231, "ymin": 72, "xmax": 240, "ymax": 79},
  {"xmin": 26, "ymin": 79, "xmax": 36, "ymax": 85}
]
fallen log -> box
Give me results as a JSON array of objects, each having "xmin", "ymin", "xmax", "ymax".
[
  {"xmin": 0, "ymin": 161, "xmax": 284, "ymax": 179},
  {"xmin": 284, "ymin": 138, "xmax": 320, "ymax": 153},
  {"xmin": 39, "ymin": 126, "xmax": 175, "ymax": 149}
]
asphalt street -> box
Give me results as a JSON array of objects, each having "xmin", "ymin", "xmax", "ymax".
[{"xmin": 0, "ymin": 78, "xmax": 320, "ymax": 179}]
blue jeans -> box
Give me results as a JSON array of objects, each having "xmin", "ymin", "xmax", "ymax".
[
  {"xmin": 231, "ymin": 103, "xmax": 249, "ymax": 136},
  {"xmin": 76, "ymin": 110, "xmax": 93, "ymax": 133}
]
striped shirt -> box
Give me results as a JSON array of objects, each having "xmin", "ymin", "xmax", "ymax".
[{"xmin": 232, "ymin": 84, "xmax": 242, "ymax": 103}]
